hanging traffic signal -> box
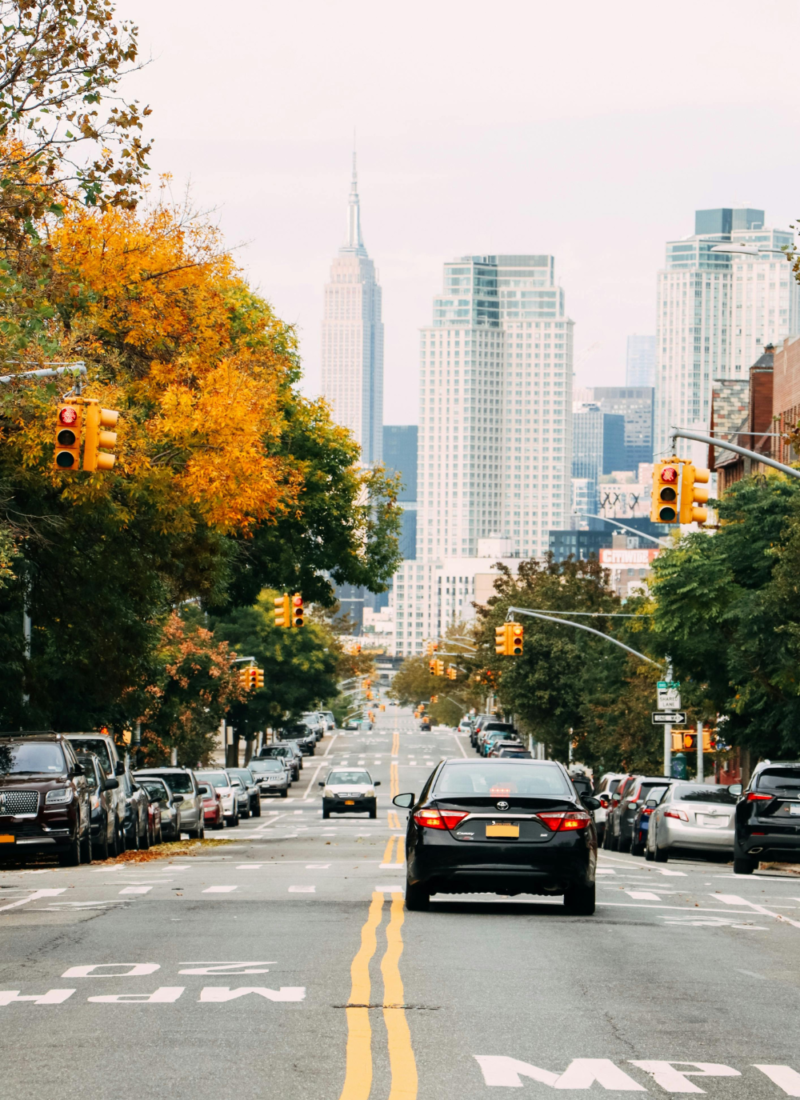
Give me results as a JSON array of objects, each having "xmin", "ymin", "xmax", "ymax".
[
  {"xmin": 292, "ymin": 593, "xmax": 304, "ymax": 627},
  {"xmin": 509, "ymin": 623, "xmax": 524, "ymax": 656},
  {"xmin": 671, "ymin": 730, "xmax": 697, "ymax": 751},
  {"xmin": 274, "ymin": 594, "xmax": 291, "ymax": 628},
  {"xmin": 431, "ymin": 695, "xmax": 438, "ymax": 704},
  {"xmin": 82, "ymin": 402, "xmax": 119, "ymax": 472},
  {"xmin": 651, "ymin": 461, "xmax": 680, "ymax": 524},
  {"xmin": 495, "ymin": 625, "xmax": 508, "ymax": 655},
  {"xmin": 446, "ymin": 666, "xmax": 457, "ymax": 680},
  {"xmin": 680, "ymin": 463, "xmax": 710, "ymax": 525},
  {"xmin": 54, "ymin": 403, "xmax": 82, "ymax": 470},
  {"xmin": 426, "ymin": 641, "xmax": 439, "ymax": 656},
  {"xmin": 428, "ymin": 659, "xmax": 436, "ymax": 675},
  {"xmin": 702, "ymin": 730, "xmax": 716, "ymax": 752},
  {"xmin": 433, "ymin": 659, "xmax": 445, "ymax": 676},
  {"xmin": 254, "ymin": 668, "xmax": 264, "ymax": 689},
  {"xmin": 238, "ymin": 668, "xmax": 250, "ymax": 689}
]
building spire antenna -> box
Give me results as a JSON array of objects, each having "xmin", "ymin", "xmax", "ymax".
[{"xmin": 345, "ymin": 137, "xmax": 365, "ymax": 254}]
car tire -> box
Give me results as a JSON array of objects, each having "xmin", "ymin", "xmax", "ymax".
[
  {"xmin": 140, "ymin": 821, "xmax": 150, "ymax": 850},
  {"xmin": 212, "ymin": 819, "xmax": 224, "ymax": 830},
  {"xmin": 564, "ymin": 882, "xmax": 595, "ymax": 916},
  {"xmin": 241, "ymin": 808, "xmax": 251, "ymax": 819},
  {"xmin": 405, "ymin": 879, "xmax": 430, "ymax": 911},
  {"xmin": 253, "ymin": 801, "xmax": 262, "ymax": 818},
  {"xmin": 617, "ymin": 836, "xmax": 631, "ymax": 854},
  {"xmin": 113, "ymin": 818, "xmax": 125, "ymax": 855},
  {"xmin": 654, "ymin": 845, "xmax": 669, "ymax": 862},
  {"xmin": 80, "ymin": 822, "xmax": 92, "ymax": 865},
  {"xmin": 644, "ymin": 845, "xmax": 655, "ymax": 862},
  {"xmin": 601, "ymin": 826, "xmax": 613, "ymax": 850},
  {"xmin": 95, "ymin": 817, "xmax": 110, "ymax": 861},
  {"xmin": 230, "ymin": 814, "xmax": 240, "ymax": 828},
  {"xmin": 281, "ymin": 790, "xmax": 288, "ymax": 798},
  {"xmin": 734, "ymin": 855, "xmax": 757, "ymax": 875},
  {"xmin": 156, "ymin": 825, "xmax": 163, "ymax": 845},
  {"xmin": 608, "ymin": 832, "xmax": 619, "ymax": 852},
  {"xmin": 630, "ymin": 841, "xmax": 645, "ymax": 857},
  {"xmin": 322, "ymin": 807, "xmax": 330, "ymax": 819},
  {"xmin": 60, "ymin": 828, "xmax": 81, "ymax": 867}
]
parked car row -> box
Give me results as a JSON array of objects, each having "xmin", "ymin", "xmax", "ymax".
[
  {"xmin": 595, "ymin": 760, "xmax": 800, "ymax": 872},
  {"xmin": 464, "ymin": 714, "xmax": 532, "ymax": 759}
]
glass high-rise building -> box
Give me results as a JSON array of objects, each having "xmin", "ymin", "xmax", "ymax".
[
  {"xmin": 654, "ymin": 207, "xmax": 799, "ymax": 458},
  {"xmin": 626, "ymin": 334, "xmax": 656, "ymax": 387},
  {"xmin": 383, "ymin": 425, "xmax": 418, "ymax": 560},
  {"xmin": 320, "ymin": 156, "xmax": 384, "ymax": 464},
  {"xmin": 417, "ymin": 254, "xmax": 573, "ymax": 560}
]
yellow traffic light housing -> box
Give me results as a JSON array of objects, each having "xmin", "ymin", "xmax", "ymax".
[
  {"xmin": 238, "ymin": 668, "xmax": 250, "ymax": 689},
  {"xmin": 428, "ymin": 659, "xmax": 436, "ymax": 675},
  {"xmin": 254, "ymin": 668, "xmax": 264, "ymax": 689},
  {"xmin": 651, "ymin": 461, "xmax": 681, "ymax": 524},
  {"xmin": 379, "ymin": 703, "xmax": 385, "ymax": 712},
  {"xmin": 83, "ymin": 402, "xmax": 119, "ymax": 472},
  {"xmin": 495, "ymin": 625, "xmax": 507, "ymax": 655},
  {"xmin": 54, "ymin": 403, "xmax": 82, "ymax": 470},
  {"xmin": 431, "ymin": 695, "xmax": 438, "ymax": 704},
  {"xmin": 274, "ymin": 594, "xmax": 291, "ymax": 628},
  {"xmin": 509, "ymin": 623, "xmax": 523, "ymax": 656},
  {"xmin": 679, "ymin": 463, "xmax": 710, "ymax": 525},
  {"xmin": 292, "ymin": 593, "xmax": 304, "ymax": 627},
  {"xmin": 434, "ymin": 659, "xmax": 445, "ymax": 676},
  {"xmin": 446, "ymin": 666, "xmax": 457, "ymax": 680}
]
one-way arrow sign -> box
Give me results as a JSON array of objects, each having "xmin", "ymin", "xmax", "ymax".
[{"xmin": 652, "ymin": 711, "xmax": 687, "ymax": 725}]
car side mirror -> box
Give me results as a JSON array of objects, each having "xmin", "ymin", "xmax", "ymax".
[
  {"xmin": 70, "ymin": 763, "xmax": 85, "ymax": 777},
  {"xmin": 582, "ymin": 796, "xmax": 600, "ymax": 811},
  {"xmin": 103, "ymin": 777, "xmax": 119, "ymax": 791},
  {"xmin": 729, "ymin": 783, "xmax": 743, "ymax": 797},
  {"xmin": 393, "ymin": 792, "xmax": 415, "ymax": 809},
  {"xmin": 172, "ymin": 794, "xmax": 184, "ymax": 803},
  {"xmin": 318, "ymin": 781, "xmax": 325, "ymax": 787},
  {"xmin": 645, "ymin": 798, "xmax": 658, "ymax": 808},
  {"xmin": 115, "ymin": 761, "xmax": 125, "ymax": 776},
  {"xmin": 374, "ymin": 780, "xmax": 381, "ymax": 787}
]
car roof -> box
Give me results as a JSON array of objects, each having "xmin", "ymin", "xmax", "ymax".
[
  {"xmin": 135, "ymin": 767, "xmax": 192, "ymax": 774},
  {"xmin": 442, "ymin": 758, "xmax": 562, "ymax": 767}
]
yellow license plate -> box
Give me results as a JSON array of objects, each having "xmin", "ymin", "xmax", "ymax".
[
  {"xmin": 345, "ymin": 800, "xmax": 355, "ymax": 805},
  {"xmin": 0, "ymin": 835, "xmax": 15, "ymax": 844},
  {"xmin": 486, "ymin": 823, "xmax": 519, "ymax": 838}
]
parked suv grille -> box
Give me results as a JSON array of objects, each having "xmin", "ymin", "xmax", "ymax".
[{"xmin": 0, "ymin": 790, "xmax": 39, "ymax": 815}]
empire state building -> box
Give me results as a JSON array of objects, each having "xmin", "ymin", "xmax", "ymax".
[{"xmin": 320, "ymin": 156, "xmax": 384, "ymax": 464}]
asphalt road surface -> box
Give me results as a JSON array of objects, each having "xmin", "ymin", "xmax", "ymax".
[{"xmin": 3, "ymin": 706, "xmax": 800, "ymax": 1099}]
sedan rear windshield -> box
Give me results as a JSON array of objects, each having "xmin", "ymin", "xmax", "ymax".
[
  {"xmin": 158, "ymin": 772, "xmax": 194, "ymax": 794},
  {"xmin": 672, "ymin": 784, "xmax": 738, "ymax": 804},
  {"xmin": 755, "ymin": 768, "xmax": 800, "ymax": 794},
  {"xmin": 196, "ymin": 772, "xmax": 229, "ymax": 788},
  {"xmin": 435, "ymin": 764, "xmax": 571, "ymax": 797},
  {"xmin": 0, "ymin": 742, "xmax": 66, "ymax": 776}
]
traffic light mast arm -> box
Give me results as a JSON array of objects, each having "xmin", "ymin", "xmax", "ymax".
[
  {"xmin": 670, "ymin": 427, "xmax": 800, "ymax": 481},
  {"xmin": 504, "ymin": 606, "xmax": 665, "ymax": 669},
  {"xmin": 571, "ymin": 513, "xmax": 669, "ymax": 547},
  {"xmin": 230, "ymin": 656, "xmax": 257, "ymax": 664}
]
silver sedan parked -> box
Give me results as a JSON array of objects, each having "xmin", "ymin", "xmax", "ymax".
[{"xmin": 646, "ymin": 782, "xmax": 739, "ymax": 862}]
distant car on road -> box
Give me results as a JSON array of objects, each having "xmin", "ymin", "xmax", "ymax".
[
  {"xmin": 630, "ymin": 784, "xmax": 669, "ymax": 856},
  {"xmin": 248, "ymin": 757, "xmax": 290, "ymax": 798},
  {"xmin": 733, "ymin": 761, "xmax": 800, "ymax": 874},
  {"xmin": 76, "ymin": 751, "xmax": 120, "ymax": 860},
  {"xmin": 134, "ymin": 767, "xmax": 204, "ymax": 839},
  {"xmin": 277, "ymin": 724, "xmax": 317, "ymax": 755},
  {"xmin": 197, "ymin": 782, "xmax": 224, "ymax": 830},
  {"xmin": 394, "ymin": 758, "xmax": 599, "ymax": 914},
  {"xmin": 135, "ymin": 775, "xmax": 182, "ymax": 841},
  {"xmin": 320, "ymin": 768, "xmax": 380, "ymax": 819},
  {"xmin": 195, "ymin": 770, "xmax": 240, "ymax": 827},
  {"xmin": 608, "ymin": 776, "xmax": 674, "ymax": 853},
  {"xmin": 489, "ymin": 742, "xmax": 533, "ymax": 759},
  {"xmin": 227, "ymin": 767, "xmax": 261, "ymax": 817},
  {"xmin": 259, "ymin": 743, "xmax": 302, "ymax": 779}
]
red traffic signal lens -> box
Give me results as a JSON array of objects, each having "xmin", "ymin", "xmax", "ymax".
[
  {"xmin": 661, "ymin": 465, "xmax": 678, "ymax": 483},
  {"xmin": 59, "ymin": 407, "xmax": 78, "ymax": 425},
  {"xmin": 292, "ymin": 595, "xmax": 303, "ymax": 607},
  {"xmin": 56, "ymin": 451, "xmax": 77, "ymax": 468}
]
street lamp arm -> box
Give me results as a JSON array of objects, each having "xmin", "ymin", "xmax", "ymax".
[
  {"xmin": 670, "ymin": 428, "xmax": 800, "ymax": 481},
  {"xmin": 504, "ymin": 606, "xmax": 665, "ymax": 670}
]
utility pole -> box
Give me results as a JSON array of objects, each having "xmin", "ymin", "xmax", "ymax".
[
  {"xmin": 664, "ymin": 662, "xmax": 673, "ymax": 779},
  {"xmin": 697, "ymin": 718, "xmax": 704, "ymax": 783}
]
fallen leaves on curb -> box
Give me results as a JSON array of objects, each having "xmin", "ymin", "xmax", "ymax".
[{"xmin": 107, "ymin": 838, "xmax": 233, "ymax": 864}]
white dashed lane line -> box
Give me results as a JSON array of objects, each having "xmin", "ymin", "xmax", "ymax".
[{"xmin": 202, "ymin": 886, "xmax": 238, "ymax": 894}]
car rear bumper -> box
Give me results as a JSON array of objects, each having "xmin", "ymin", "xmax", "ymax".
[
  {"xmin": 740, "ymin": 832, "xmax": 800, "ymax": 861},
  {"xmin": 663, "ymin": 820, "xmax": 734, "ymax": 849},
  {"xmin": 323, "ymin": 798, "xmax": 376, "ymax": 814},
  {"xmin": 258, "ymin": 784, "xmax": 288, "ymax": 796},
  {"xmin": 409, "ymin": 834, "xmax": 595, "ymax": 896}
]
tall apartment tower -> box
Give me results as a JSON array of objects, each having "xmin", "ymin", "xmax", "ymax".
[
  {"xmin": 417, "ymin": 254, "xmax": 573, "ymax": 560},
  {"xmin": 626, "ymin": 335, "xmax": 656, "ymax": 387},
  {"xmin": 654, "ymin": 207, "xmax": 798, "ymax": 458},
  {"xmin": 320, "ymin": 156, "xmax": 384, "ymax": 464}
]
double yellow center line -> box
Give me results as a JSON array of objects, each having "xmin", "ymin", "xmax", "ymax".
[
  {"xmin": 382, "ymin": 834, "xmax": 404, "ymax": 864},
  {"xmin": 339, "ymin": 892, "xmax": 418, "ymax": 1100}
]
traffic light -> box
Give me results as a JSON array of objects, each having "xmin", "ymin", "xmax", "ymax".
[
  {"xmin": 426, "ymin": 642, "xmax": 439, "ymax": 656},
  {"xmin": 680, "ymin": 463, "xmax": 710, "ymax": 525},
  {"xmin": 446, "ymin": 666, "xmax": 457, "ymax": 680},
  {"xmin": 431, "ymin": 695, "xmax": 438, "ymax": 704},
  {"xmin": 238, "ymin": 668, "xmax": 250, "ymax": 689},
  {"xmin": 54, "ymin": 403, "xmax": 82, "ymax": 470},
  {"xmin": 509, "ymin": 623, "xmax": 523, "ymax": 656},
  {"xmin": 82, "ymin": 402, "xmax": 119, "ymax": 472},
  {"xmin": 254, "ymin": 667, "xmax": 264, "ymax": 689},
  {"xmin": 671, "ymin": 730, "xmax": 697, "ymax": 751},
  {"xmin": 495, "ymin": 624, "xmax": 508, "ymax": 655},
  {"xmin": 292, "ymin": 593, "xmax": 304, "ymax": 627},
  {"xmin": 428, "ymin": 659, "xmax": 436, "ymax": 675},
  {"xmin": 651, "ymin": 461, "xmax": 681, "ymax": 524},
  {"xmin": 433, "ymin": 659, "xmax": 445, "ymax": 676},
  {"xmin": 702, "ymin": 730, "xmax": 716, "ymax": 752},
  {"xmin": 274, "ymin": 594, "xmax": 291, "ymax": 628}
]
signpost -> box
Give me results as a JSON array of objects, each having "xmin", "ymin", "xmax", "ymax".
[{"xmin": 658, "ymin": 676, "xmax": 680, "ymax": 778}]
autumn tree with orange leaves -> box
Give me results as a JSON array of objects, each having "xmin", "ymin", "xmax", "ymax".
[{"xmin": 0, "ymin": 5, "xmax": 400, "ymax": 735}]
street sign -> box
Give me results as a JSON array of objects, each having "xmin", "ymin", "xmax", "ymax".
[
  {"xmin": 652, "ymin": 711, "xmax": 687, "ymax": 725},
  {"xmin": 657, "ymin": 681, "xmax": 681, "ymax": 709}
]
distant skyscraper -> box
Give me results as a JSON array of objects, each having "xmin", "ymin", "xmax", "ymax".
[
  {"xmin": 320, "ymin": 156, "xmax": 384, "ymax": 464},
  {"xmin": 417, "ymin": 254, "xmax": 573, "ymax": 561},
  {"xmin": 587, "ymin": 386, "xmax": 654, "ymax": 469},
  {"xmin": 572, "ymin": 403, "xmax": 625, "ymax": 481},
  {"xmin": 654, "ymin": 207, "xmax": 799, "ymax": 458},
  {"xmin": 383, "ymin": 425, "xmax": 418, "ymax": 559},
  {"xmin": 626, "ymin": 335, "xmax": 656, "ymax": 387}
]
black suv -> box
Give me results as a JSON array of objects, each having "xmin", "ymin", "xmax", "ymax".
[
  {"xmin": 0, "ymin": 733, "xmax": 93, "ymax": 865},
  {"xmin": 734, "ymin": 761, "xmax": 800, "ymax": 874}
]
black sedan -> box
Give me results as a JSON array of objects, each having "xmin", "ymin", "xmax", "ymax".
[
  {"xmin": 393, "ymin": 759, "xmax": 598, "ymax": 914},
  {"xmin": 734, "ymin": 760, "xmax": 800, "ymax": 873}
]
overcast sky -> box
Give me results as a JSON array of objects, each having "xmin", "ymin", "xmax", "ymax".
[{"xmin": 126, "ymin": 0, "xmax": 800, "ymax": 423}]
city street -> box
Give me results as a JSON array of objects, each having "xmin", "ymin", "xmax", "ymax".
[{"xmin": 2, "ymin": 708, "xmax": 800, "ymax": 1099}]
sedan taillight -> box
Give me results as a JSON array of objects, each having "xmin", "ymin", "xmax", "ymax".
[
  {"xmin": 413, "ymin": 808, "xmax": 469, "ymax": 830},
  {"xmin": 747, "ymin": 792, "xmax": 772, "ymax": 802},
  {"xmin": 537, "ymin": 811, "xmax": 591, "ymax": 832},
  {"xmin": 664, "ymin": 809, "xmax": 688, "ymax": 821}
]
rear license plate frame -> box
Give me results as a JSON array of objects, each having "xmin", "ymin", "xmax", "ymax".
[
  {"xmin": 789, "ymin": 804, "xmax": 800, "ymax": 816},
  {"xmin": 486, "ymin": 823, "xmax": 519, "ymax": 838}
]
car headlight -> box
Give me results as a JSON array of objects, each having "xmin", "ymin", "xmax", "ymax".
[
  {"xmin": 323, "ymin": 788, "xmax": 334, "ymax": 798},
  {"xmin": 365, "ymin": 788, "xmax": 375, "ymax": 797},
  {"xmin": 46, "ymin": 788, "xmax": 73, "ymax": 805}
]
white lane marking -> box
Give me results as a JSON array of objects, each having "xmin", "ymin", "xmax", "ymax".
[
  {"xmin": 236, "ymin": 865, "xmax": 263, "ymax": 870},
  {"xmin": 754, "ymin": 1065, "xmax": 800, "ymax": 1095},
  {"xmin": 631, "ymin": 1061, "xmax": 740, "ymax": 1092},
  {"xmin": 288, "ymin": 885, "xmax": 315, "ymax": 893},
  {"xmin": 626, "ymin": 891, "xmax": 662, "ymax": 901},
  {"xmin": 380, "ymin": 863, "xmax": 405, "ymax": 869},
  {"xmin": 91, "ymin": 865, "xmax": 123, "ymax": 873},
  {"xmin": 655, "ymin": 868, "xmax": 687, "ymax": 877},
  {"xmin": 293, "ymin": 809, "xmax": 304, "ymax": 815},
  {"xmin": 452, "ymin": 731, "xmax": 468, "ymax": 759},
  {"xmin": 324, "ymin": 733, "xmax": 339, "ymax": 757},
  {"xmin": 18, "ymin": 869, "xmax": 52, "ymax": 875},
  {"xmin": 200, "ymin": 986, "xmax": 305, "ymax": 1002},
  {"xmin": 63, "ymin": 963, "xmax": 160, "ymax": 978},
  {"xmin": 202, "ymin": 886, "xmax": 238, "ymax": 894},
  {"xmin": 714, "ymin": 893, "xmax": 800, "ymax": 929},
  {"xmin": 304, "ymin": 759, "xmax": 328, "ymax": 800},
  {"xmin": 736, "ymin": 969, "xmax": 768, "ymax": 979},
  {"xmin": 596, "ymin": 868, "xmax": 616, "ymax": 875},
  {"xmin": 375, "ymin": 885, "xmax": 404, "ymax": 893},
  {"xmin": 0, "ymin": 889, "xmax": 66, "ymax": 913},
  {"xmin": 601, "ymin": 902, "xmax": 757, "ymax": 914},
  {"xmin": 306, "ymin": 864, "xmax": 330, "ymax": 869},
  {"xmin": 119, "ymin": 886, "xmax": 152, "ymax": 895},
  {"xmin": 169, "ymin": 865, "xmax": 191, "ymax": 870},
  {"xmin": 0, "ymin": 990, "xmax": 75, "ymax": 1005}
]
